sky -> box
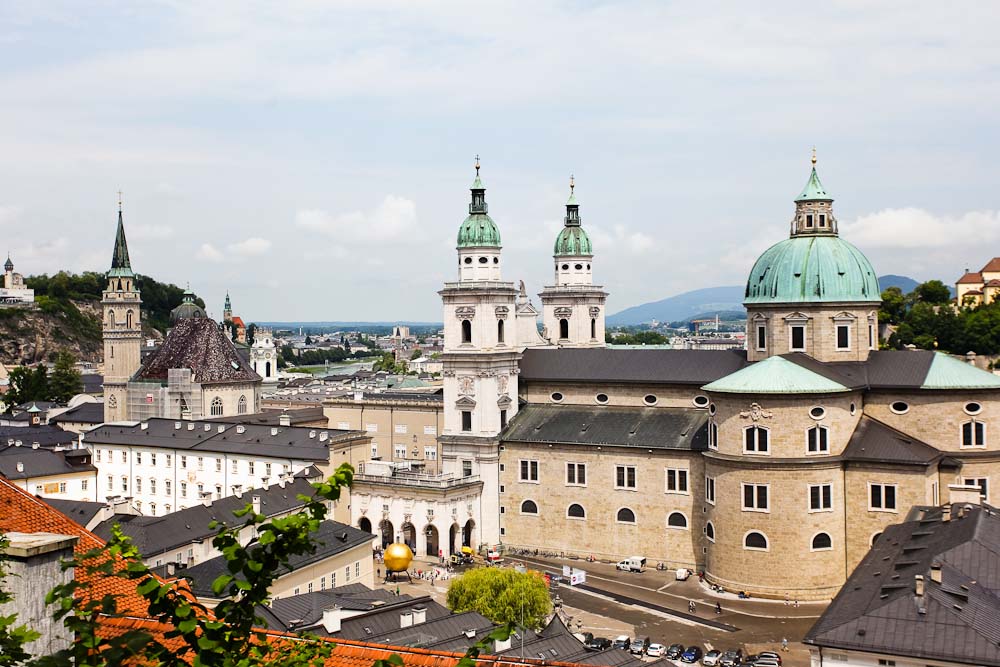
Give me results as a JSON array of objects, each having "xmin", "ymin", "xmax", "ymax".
[{"xmin": 1, "ymin": 1, "xmax": 999, "ymax": 321}]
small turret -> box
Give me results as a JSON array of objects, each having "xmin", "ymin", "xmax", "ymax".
[
  {"xmin": 791, "ymin": 149, "xmax": 838, "ymax": 236},
  {"xmin": 456, "ymin": 157, "xmax": 503, "ymax": 281}
]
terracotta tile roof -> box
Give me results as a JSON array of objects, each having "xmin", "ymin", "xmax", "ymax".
[
  {"xmin": 986, "ymin": 279, "xmax": 1000, "ymax": 287},
  {"xmin": 981, "ymin": 257, "xmax": 1000, "ymax": 273},
  {"xmin": 957, "ymin": 272, "xmax": 983, "ymax": 284}
]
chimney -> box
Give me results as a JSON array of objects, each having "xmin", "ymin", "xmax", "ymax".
[
  {"xmin": 175, "ymin": 421, "xmax": 182, "ymax": 429},
  {"xmin": 16, "ymin": 462, "xmax": 23, "ymax": 473},
  {"xmin": 270, "ymin": 427, "xmax": 278, "ymax": 436},
  {"xmin": 322, "ymin": 605, "xmax": 342, "ymax": 633},
  {"xmin": 166, "ymin": 562, "xmax": 176, "ymax": 577},
  {"xmin": 966, "ymin": 351, "xmax": 977, "ymax": 366},
  {"xmin": 412, "ymin": 605, "xmax": 427, "ymax": 625},
  {"xmin": 252, "ymin": 495, "xmax": 261, "ymax": 516},
  {"xmin": 948, "ymin": 484, "xmax": 983, "ymax": 506},
  {"xmin": 399, "ymin": 611, "xmax": 413, "ymax": 628},
  {"xmin": 942, "ymin": 505, "xmax": 951, "ymax": 522},
  {"xmin": 200, "ymin": 492, "xmax": 212, "ymax": 507},
  {"xmin": 187, "ymin": 423, "xmax": 195, "ymax": 431},
  {"xmin": 234, "ymin": 488, "xmax": 243, "ymax": 499},
  {"xmin": 277, "ymin": 476, "xmax": 286, "ymax": 489},
  {"xmin": 141, "ymin": 422, "xmax": 148, "ymax": 430},
  {"xmin": 914, "ymin": 574, "xmax": 924, "ymax": 597},
  {"xmin": 279, "ymin": 414, "xmax": 291, "ymax": 427},
  {"xmin": 494, "ymin": 636, "xmax": 513, "ymax": 652},
  {"xmin": 930, "ymin": 562, "xmax": 942, "ymax": 584}
]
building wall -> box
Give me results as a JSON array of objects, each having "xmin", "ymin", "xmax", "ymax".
[
  {"xmin": 746, "ymin": 304, "xmax": 878, "ymax": 363},
  {"xmin": 539, "ymin": 290, "xmax": 606, "ymax": 348},
  {"xmin": 523, "ymin": 382, "xmax": 708, "ymax": 409},
  {"xmin": 12, "ymin": 469, "xmax": 97, "ymax": 502},
  {"xmin": 102, "ymin": 277, "xmax": 142, "ymax": 423},
  {"xmin": 863, "ymin": 390, "xmax": 1000, "ymax": 453},
  {"xmin": 323, "ymin": 400, "xmax": 443, "ymax": 473}
]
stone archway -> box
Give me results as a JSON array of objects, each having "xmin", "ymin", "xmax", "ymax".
[
  {"xmin": 379, "ymin": 519, "xmax": 394, "ymax": 548},
  {"xmin": 463, "ymin": 519, "xmax": 476, "ymax": 549},
  {"xmin": 449, "ymin": 523, "xmax": 460, "ymax": 556},
  {"xmin": 424, "ymin": 524, "xmax": 440, "ymax": 558},
  {"xmin": 359, "ymin": 517, "xmax": 372, "ymax": 534},
  {"xmin": 401, "ymin": 522, "xmax": 416, "ymax": 551}
]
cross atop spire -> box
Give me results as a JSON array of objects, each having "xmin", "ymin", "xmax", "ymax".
[{"xmin": 474, "ymin": 154, "xmax": 480, "ymax": 176}]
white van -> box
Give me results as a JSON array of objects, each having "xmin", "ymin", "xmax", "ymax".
[{"xmin": 616, "ymin": 556, "xmax": 646, "ymax": 572}]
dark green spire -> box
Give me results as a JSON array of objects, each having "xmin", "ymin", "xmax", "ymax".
[{"xmin": 108, "ymin": 208, "xmax": 134, "ymax": 278}]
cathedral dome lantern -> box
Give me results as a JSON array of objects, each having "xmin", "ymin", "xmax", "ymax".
[
  {"xmin": 554, "ymin": 176, "xmax": 593, "ymax": 257},
  {"xmin": 456, "ymin": 157, "xmax": 503, "ymax": 281},
  {"xmin": 170, "ymin": 287, "xmax": 207, "ymax": 324}
]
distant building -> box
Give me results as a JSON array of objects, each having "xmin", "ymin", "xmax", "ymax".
[
  {"xmin": 0, "ymin": 255, "xmax": 34, "ymax": 306},
  {"xmin": 250, "ymin": 327, "xmax": 278, "ymax": 385},
  {"xmin": 956, "ymin": 258, "xmax": 1000, "ymax": 306},
  {"xmin": 0, "ymin": 445, "xmax": 96, "ymax": 500}
]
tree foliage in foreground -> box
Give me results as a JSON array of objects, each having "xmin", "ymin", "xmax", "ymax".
[{"xmin": 446, "ymin": 567, "xmax": 552, "ymax": 631}]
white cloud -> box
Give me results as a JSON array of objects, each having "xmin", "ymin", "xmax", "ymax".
[
  {"xmin": 196, "ymin": 243, "xmax": 224, "ymax": 262},
  {"xmin": 228, "ymin": 237, "xmax": 271, "ymax": 256},
  {"xmin": 130, "ymin": 224, "xmax": 174, "ymax": 241},
  {"xmin": 841, "ymin": 208, "xmax": 1000, "ymax": 249},
  {"xmin": 296, "ymin": 195, "xmax": 418, "ymax": 244}
]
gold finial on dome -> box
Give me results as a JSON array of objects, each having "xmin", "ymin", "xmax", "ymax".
[
  {"xmin": 474, "ymin": 154, "xmax": 480, "ymax": 176},
  {"xmin": 811, "ymin": 146, "xmax": 817, "ymax": 166},
  {"xmin": 570, "ymin": 174, "xmax": 575, "ymax": 194}
]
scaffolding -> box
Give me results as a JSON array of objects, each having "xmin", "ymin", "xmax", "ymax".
[{"xmin": 126, "ymin": 369, "xmax": 205, "ymax": 421}]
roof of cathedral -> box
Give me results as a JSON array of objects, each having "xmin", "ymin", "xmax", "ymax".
[
  {"xmin": 843, "ymin": 417, "xmax": 943, "ymax": 466},
  {"xmin": 169, "ymin": 289, "xmax": 207, "ymax": 323},
  {"xmin": 519, "ymin": 348, "xmax": 748, "ymax": 385},
  {"xmin": 921, "ymin": 352, "xmax": 1000, "ymax": 390},
  {"xmin": 108, "ymin": 209, "xmax": 134, "ymax": 278},
  {"xmin": 132, "ymin": 317, "xmax": 260, "ymax": 385},
  {"xmin": 502, "ymin": 404, "xmax": 708, "ymax": 451},
  {"xmin": 795, "ymin": 165, "xmax": 832, "ymax": 202},
  {"xmin": 981, "ymin": 257, "xmax": 1000, "ymax": 273},
  {"xmin": 703, "ymin": 355, "xmax": 851, "ymax": 394}
]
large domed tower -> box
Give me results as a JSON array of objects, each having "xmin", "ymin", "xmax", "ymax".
[
  {"xmin": 744, "ymin": 154, "xmax": 880, "ymax": 362},
  {"xmin": 539, "ymin": 177, "xmax": 608, "ymax": 347}
]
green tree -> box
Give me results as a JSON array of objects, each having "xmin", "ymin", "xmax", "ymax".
[
  {"xmin": 446, "ymin": 567, "xmax": 552, "ymax": 630},
  {"xmin": 913, "ymin": 280, "xmax": 952, "ymax": 304},
  {"xmin": 410, "ymin": 349, "xmax": 423, "ymax": 360},
  {"xmin": 49, "ymin": 350, "xmax": 83, "ymax": 403},
  {"xmin": 246, "ymin": 323, "xmax": 257, "ymax": 346},
  {"xmin": 5, "ymin": 365, "xmax": 50, "ymax": 405},
  {"xmin": 879, "ymin": 286, "xmax": 907, "ymax": 324}
]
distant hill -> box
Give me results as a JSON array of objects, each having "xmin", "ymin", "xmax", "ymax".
[{"xmin": 608, "ymin": 275, "xmax": 933, "ymax": 326}]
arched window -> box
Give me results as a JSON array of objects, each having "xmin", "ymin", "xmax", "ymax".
[
  {"xmin": 744, "ymin": 531, "xmax": 768, "ymax": 551},
  {"xmin": 807, "ymin": 425, "xmax": 829, "ymax": 453},
  {"xmin": 744, "ymin": 426, "xmax": 769, "ymax": 453},
  {"xmin": 590, "ymin": 318, "xmax": 596, "ymax": 339},
  {"xmin": 667, "ymin": 512, "xmax": 688, "ymax": 529},
  {"xmin": 705, "ymin": 521, "xmax": 716, "ymax": 542},
  {"xmin": 961, "ymin": 420, "xmax": 986, "ymax": 448},
  {"xmin": 461, "ymin": 320, "xmax": 472, "ymax": 344},
  {"xmin": 567, "ymin": 503, "xmax": 586, "ymax": 519},
  {"xmin": 520, "ymin": 500, "xmax": 538, "ymax": 515},
  {"xmin": 108, "ymin": 395, "xmax": 117, "ymax": 409},
  {"xmin": 108, "ymin": 310, "xmax": 115, "ymax": 328},
  {"xmin": 237, "ymin": 395, "xmax": 248, "ymax": 415},
  {"xmin": 871, "ymin": 532, "xmax": 882, "ymax": 546},
  {"xmin": 265, "ymin": 361, "xmax": 271, "ymax": 377},
  {"xmin": 811, "ymin": 532, "xmax": 832, "ymax": 551},
  {"xmin": 497, "ymin": 319, "xmax": 505, "ymax": 344},
  {"xmin": 616, "ymin": 507, "xmax": 636, "ymax": 524},
  {"xmin": 210, "ymin": 396, "xmax": 223, "ymax": 416},
  {"xmin": 559, "ymin": 319, "xmax": 569, "ymax": 339},
  {"xmin": 125, "ymin": 309, "xmax": 134, "ymax": 328}
]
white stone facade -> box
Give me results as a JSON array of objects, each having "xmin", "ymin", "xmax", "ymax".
[{"xmin": 250, "ymin": 329, "xmax": 278, "ymax": 384}]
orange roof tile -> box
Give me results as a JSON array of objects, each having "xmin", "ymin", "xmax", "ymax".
[
  {"xmin": 957, "ymin": 272, "xmax": 983, "ymax": 284},
  {"xmin": 981, "ymin": 258, "xmax": 1000, "ymax": 273}
]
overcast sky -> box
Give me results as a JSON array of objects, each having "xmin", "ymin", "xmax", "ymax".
[{"xmin": 2, "ymin": 2, "xmax": 998, "ymax": 321}]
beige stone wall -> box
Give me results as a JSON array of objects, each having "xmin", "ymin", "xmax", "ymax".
[
  {"xmin": 323, "ymin": 401, "xmax": 443, "ymax": 473},
  {"xmin": 499, "ymin": 441, "xmax": 703, "ymax": 568},
  {"xmin": 316, "ymin": 434, "xmax": 374, "ymax": 523},
  {"xmin": 201, "ymin": 383, "xmax": 260, "ymax": 419},
  {"xmin": 746, "ymin": 304, "xmax": 878, "ymax": 363},
  {"xmin": 702, "ymin": 457, "xmax": 846, "ymax": 600},
  {"xmin": 864, "ymin": 390, "xmax": 1000, "ymax": 453},
  {"xmin": 709, "ymin": 392, "xmax": 864, "ymax": 459},
  {"xmin": 523, "ymin": 382, "xmax": 708, "ymax": 410},
  {"xmin": 270, "ymin": 540, "xmax": 374, "ymax": 600}
]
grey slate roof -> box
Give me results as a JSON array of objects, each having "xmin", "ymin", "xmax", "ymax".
[
  {"xmin": 212, "ymin": 407, "xmax": 327, "ymax": 426},
  {"xmin": 133, "ymin": 317, "xmax": 261, "ymax": 385},
  {"xmin": 805, "ymin": 503, "xmax": 1000, "ymax": 666},
  {"xmin": 42, "ymin": 497, "xmax": 107, "ymax": 527},
  {"xmin": 519, "ymin": 348, "xmax": 748, "ymax": 386},
  {"xmin": 0, "ymin": 445, "xmax": 95, "ymax": 480},
  {"xmin": 92, "ymin": 477, "xmax": 321, "ymax": 557},
  {"xmin": 336, "ymin": 597, "xmax": 453, "ymax": 640},
  {"xmin": 263, "ymin": 584, "xmax": 412, "ymax": 631},
  {"xmin": 179, "ymin": 520, "xmax": 373, "ymax": 597},
  {"xmin": 84, "ymin": 418, "xmax": 357, "ymax": 461},
  {"xmin": 51, "ymin": 402, "xmax": 105, "ymax": 425},
  {"xmin": 81, "ymin": 374, "xmax": 104, "ymax": 394},
  {"xmin": 843, "ymin": 417, "xmax": 942, "ymax": 467},
  {"xmin": 502, "ymin": 404, "xmax": 708, "ymax": 451},
  {"xmin": 0, "ymin": 425, "xmax": 78, "ymax": 448},
  {"xmin": 367, "ymin": 610, "xmax": 494, "ymax": 649}
]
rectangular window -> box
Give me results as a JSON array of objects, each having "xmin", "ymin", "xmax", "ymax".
[
  {"xmin": 96, "ymin": 450, "xmax": 102, "ymax": 463},
  {"xmin": 265, "ymin": 463, "xmax": 271, "ymax": 477},
  {"xmin": 394, "ymin": 445, "xmax": 407, "ymax": 459},
  {"xmin": 345, "ymin": 566, "xmax": 351, "ymax": 582},
  {"xmin": 197, "ymin": 457, "xmax": 204, "ymax": 471},
  {"xmin": 337, "ymin": 421, "xmax": 351, "ymax": 430},
  {"xmin": 355, "ymin": 562, "xmax": 360, "ymax": 577},
  {"xmin": 424, "ymin": 425, "xmax": 437, "ymax": 435},
  {"xmin": 331, "ymin": 572, "xmax": 336, "ymax": 588},
  {"xmin": 424, "ymin": 446, "xmax": 437, "ymax": 460},
  {"xmin": 869, "ymin": 483, "xmax": 897, "ymax": 511},
  {"xmin": 963, "ymin": 477, "xmax": 989, "ymax": 502},
  {"xmin": 164, "ymin": 454, "xmax": 170, "ymax": 467},
  {"xmin": 790, "ymin": 325, "xmax": 806, "ymax": 351},
  {"xmin": 744, "ymin": 426, "xmax": 769, "ymax": 454},
  {"xmin": 461, "ymin": 411, "xmax": 472, "ymax": 432},
  {"xmin": 371, "ymin": 444, "xmax": 379, "ymax": 458},
  {"xmin": 320, "ymin": 576, "xmax": 326, "ymax": 591},
  {"xmin": 665, "ymin": 468, "xmax": 689, "ymax": 494},
  {"xmin": 180, "ymin": 456, "xmax": 187, "ymax": 469},
  {"xmin": 135, "ymin": 452, "xmax": 142, "ymax": 465},
  {"xmin": 121, "ymin": 476, "xmax": 128, "ymax": 492},
  {"xmin": 231, "ymin": 460, "xmax": 238, "ymax": 474},
  {"xmin": 962, "ymin": 421, "xmax": 986, "ymax": 448},
  {"xmin": 165, "ymin": 480, "xmax": 171, "ymax": 495},
  {"xmin": 836, "ymin": 324, "xmax": 850, "ymax": 350},
  {"xmin": 181, "ymin": 482, "xmax": 187, "ymax": 498},
  {"xmin": 107, "ymin": 475, "xmax": 113, "ymax": 491},
  {"xmin": 462, "ymin": 460, "xmax": 473, "ymax": 477},
  {"xmin": 869, "ymin": 324, "xmax": 875, "ymax": 350},
  {"xmin": 121, "ymin": 451, "xmax": 127, "ymax": 463},
  {"xmin": 500, "ymin": 410, "xmax": 508, "ymax": 430},
  {"xmin": 81, "ymin": 479, "xmax": 88, "ymax": 491},
  {"xmin": 756, "ymin": 325, "xmax": 766, "ymax": 350},
  {"xmin": 807, "ymin": 426, "xmax": 829, "ymax": 453},
  {"xmin": 135, "ymin": 477, "xmax": 142, "ymax": 493},
  {"xmin": 307, "ymin": 582, "xmax": 313, "ymax": 593},
  {"xmin": 566, "ymin": 463, "xmax": 587, "ymax": 486},
  {"xmin": 705, "ymin": 476, "xmax": 716, "ymax": 504},
  {"xmin": 741, "ymin": 483, "xmax": 769, "ymax": 512},
  {"xmin": 615, "ymin": 465, "xmax": 637, "ymax": 489},
  {"xmin": 248, "ymin": 461, "xmax": 255, "ymax": 475},
  {"xmin": 394, "ymin": 424, "xmax": 407, "ymax": 434},
  {"xmin": 59, "ymin": 482, "xmax": 66, "ymax": 493},
  {"xmin": 709, "ymin": 422, "xmax": 718, "ymax": 449},
  {"xmin": 818, "ymin": 214, "xmax": 826, "ymax": 227},
  {"xmin": 150, "ymin": 478, "xmax": 157, "ymax": 494},
  {"xmin": 519, "ymin": 460, "xmax": 539, "ymax": 482},
  {"xmin": 805, "ymin": 214, "xmax": 814, "ymax": 228},
  {"xmin": 809, "ymin": 483, "xmax": 833, "ymax": 511},
  {"xmin": 365, "ymin": 423, "xmax": 378, "ymax": 433}
]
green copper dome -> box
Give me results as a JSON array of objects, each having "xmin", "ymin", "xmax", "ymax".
[
  {"xmin": 457, "ymin": 169, "xmax": 501, "ymax": 248},
  {"xmin": 745, "ymin": 235, "xmax": 880, "ymax": 304},
  {"xmin": 795, "ymin": 166, "xmax": 831, "ymax": 202},
  {"xmin": 554, "ymin": 226, "xmax": 592, "ymax": 256}
]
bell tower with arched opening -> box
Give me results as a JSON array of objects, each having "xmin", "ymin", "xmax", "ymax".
[{"xmin": 102, "ymin": 198, "xmax": 142, "ymax": 422}]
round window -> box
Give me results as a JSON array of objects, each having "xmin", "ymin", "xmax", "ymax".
[
  {"xmin": 493, "ymin": 257, "xmax": 499, "ymax": 264},
  {"xmin": 693, "ymin": 395, "xmax": 710, "ymax": 408},
  {"xmin": 809, "ymin": 406, "xmax": 826, "ymax": 420},
  {"xmin": 709, "ymin": 403, "xmax": 717, "ymax": 415},
  {"xmin": 643, "ymin": 394, "xmax": 657, "ymax": 406},
  {"xmin": 587, "ymin": 263, "xmax": 591, "ymax": 269},
  {"xmin": 850, "ymin": 403, "xmax": 857, "ymax": 415},
  {"xmin": 964, "ymin": 402, "xmax": 982, "ymax": 415},
  {"xmin": 562, "ymin": 264, "xmax": 570, "ymax": 270},
  {"xmin": 550, "ymin": 392, "xmax": 564, "ymax": 403},
  {"xmin": 595, "ymin": 393, "xmax": 609, "ymax": 404},
  {"xmin": 464, "ymin": 257, "xmax": 472, "ymax": 264},
  {"xmin": 890, "ymin": 401, "xmax": 909, "ymax": 415},
  {"xmin": 479, "ymin": 256, "xmax": 488, "ymax": 264},
  {"xmin": 575, "ymin": 263, "xmax": 583, "ymax": 270}
]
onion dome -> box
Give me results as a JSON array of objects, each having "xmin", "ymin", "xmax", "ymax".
[
  {"xmin": 745, "ymin": 155, "xmax": 880, "ymax": 305},
  {"xmin": 554, "ymin": 175, "xmax": 592, "ymax": 256},
  {"xmin": 457, "ymin": 157, "xmax": 501, "ymax": 248},
  {"xmin": 170, "ymin": 286, "xmax": 207, "ymax": 323}
]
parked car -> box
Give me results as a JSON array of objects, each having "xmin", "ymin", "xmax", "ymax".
[
  {"xmin": 647, "ymin": 644, "xmax": 667, "ymax": 658},
  {"xmin": 630, "ymin": 637, "xmax": 651, "ymax": 655},
  {"xmin": 703, "ymin": 650, "xmax": 722, "ymax": 666},
  {"xmin": 682, "ymin": 646, "xmax": 704, "ymax": 663},
  {"xmin": 745, "ymin": 655, "xmax": 761, "ymax": 666},
  {"xmin": 666, "ymin": 644, "xmax": 686, "ymax": 659},
  {"xmin": 719, "ymin": 650, "xmax": 743, "ymax": 667},
  {"xmin": 675, "ymin": 568, "xmax": 691, "ymax": 581},
  {"xmin": 753, "ymin": 660, "xmax": 779, "ymax": 667},
  {"xmin": 617, "ymin": 556, "xmax": 647, "ymax": 572},
  {"xmin": 757, "ymin": 652, "xmax": 782, "ymax": 666},
  {"xmin": 612, "ymin": 636, "xmax": 631, "ymax": 650},
  {"xmin": 586, "ymin": 637, "xmax": 612, "ymax": 651}
]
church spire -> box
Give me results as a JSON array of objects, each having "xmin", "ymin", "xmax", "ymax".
[{"xmin": 109, "ymin": 202, "xmax": 134, "ymax": 277}]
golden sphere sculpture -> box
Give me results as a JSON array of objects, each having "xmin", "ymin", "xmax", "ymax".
[{"xmin": 383, "ymin": 543, "xmax": 414, "ymax": 573}]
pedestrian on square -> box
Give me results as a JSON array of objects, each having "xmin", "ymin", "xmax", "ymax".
[
  {"xmin": 715, "ymin": 602, "xmax": 722, "ymax": 615},
  {"xmin": 781, "ymin": 638, "xmax": 789, "ymax": 652}
]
